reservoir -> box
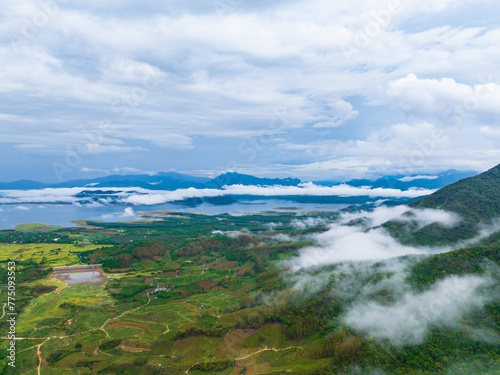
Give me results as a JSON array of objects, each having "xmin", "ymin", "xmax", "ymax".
[{"xmin": 54, "ymin": 270, "xmax": 107, "ymax": 286}]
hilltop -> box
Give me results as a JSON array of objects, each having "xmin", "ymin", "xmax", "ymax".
[
  {"xmin": 409, "ymin": 163, "xmax": 500, "ymax": 223},
  {"xmin": 384, "ymin": 163, "xmax": 500, "ymax": 245}
]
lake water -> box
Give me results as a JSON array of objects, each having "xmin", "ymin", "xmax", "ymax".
[
  {"xmin": 54, "ymin": 270, "xmax": 107, "ymax": 285},
  {"xmin": 0, "ymin": 200, "xmax": 348, "ymax": 230}
]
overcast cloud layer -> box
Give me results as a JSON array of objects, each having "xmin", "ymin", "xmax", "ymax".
[{"xmin": 1, "ymin": 0, "xmax": 500, "ymax": 182}]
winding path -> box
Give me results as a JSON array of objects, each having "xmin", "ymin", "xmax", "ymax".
[
  {"xmin": 235, "ymin": 346, "xmax": 303, "ymax": 361},
  {"xmin": 184, "ymin": 346, "xmax": 305, "ymax": 374},
  {"xmin": 9, "ymin": 291, "xmax": 153, "ymax": 374},
  {"xmin": 0, "ymin": 303, "xmax": 6, "ymax": 320},
  {"xmin": 36, "ymin": 338, "xmax": 51, "ymax": 375}
]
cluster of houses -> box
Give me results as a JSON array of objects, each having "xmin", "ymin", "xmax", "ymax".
[{"xmin": 149, "ymin": 285, "xmax": 174, "ymax": 294}]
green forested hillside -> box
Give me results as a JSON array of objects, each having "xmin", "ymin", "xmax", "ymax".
[
  {"xmin": 410, "ymin": 163, "xmax": 500, "ymax": 223},
  {"xmin": 385, "ymin": 163, "xmax": 500, "ymax": 245},
  {"xmin": 408, "ymin": 245, "xmax": 500, "ymax": 289}
]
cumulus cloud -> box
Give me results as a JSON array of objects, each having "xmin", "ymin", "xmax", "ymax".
[
  {"xmin": 387, "ymin": 74, "xmax": 500, "ymax": 123},
  {"xmin": 1, "ymin": 0, "xmax": 499, "ymax": 181},
  {"xmin": 344, "ymin": 274, "xmax": 495, "ymax": 345},
  {"xmin": 122, "ymin": 207, "xmax": 136, "ymax": 217}
]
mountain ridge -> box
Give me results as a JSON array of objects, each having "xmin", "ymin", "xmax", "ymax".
[
  {"xmin": 0, "ymin": 170, "xmax": 478, "ymax": 191},
  {"xmin": 384, "ymin": 163, "xmax": 500, "ymax": 246}
]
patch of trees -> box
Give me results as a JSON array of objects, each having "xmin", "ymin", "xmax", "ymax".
[
  {"xmin": 176, "ymin": 234, "xmax": 259, "ymax": 258},
  {"xmin": 226, "ymin": 247, "xmax": 265, "ymax": 273},
  {"xmin": 0, "ymin": 260, "xmax": 52, "ymax": 283},
  {"xmin": 98, "ymin": 363, "xmax": 166, "ymax": 375},
  {"xmin": 382, "ymin": 219, "xmax": 479, "ymax": 246},
  {"xmin": 59, "ymin": 301, "xmax": 87, "ymax": 311},
  {"xmin": 175, "ymin": 325, "xmax": 229, "ymax": 339},
  {"xmin": 112, "ymin": 284, "xmax": 150, "ymax": 299},
  {"xmin": 310, "ymin": 328, "xmax": 363, "ymax": 366},
  {"xmin": 256, "ymin": 270, "xmax": 286, "ymax": 292},
  {"xmin": 190, "ymin": 359, "xmax": 234, "ymax": 372},
  {"xmin": 236, "ymin": 294, "xmax": 342, "ymax": 340},
  {"xmin": 99, "ymin": 338, "xmax": 123, "ymax": 350},
  {"xmin": 408, "ymin": 245, "xmax": 500, "ymax": 290},
  {"xmin": 0, "ymin": 230, "xmax": 72, "ymax": 244},
  {"xmin": 132, "ymin": 241, "xmax": 165, "ymax": 259},
  {"xmin": 46, "ymin": 349, "xmax": 75, "ymax": 365},
  {"xmin": 269, "ymin": 297, "xmax": 341, "ymax": 340},
  {"xmin": 386, "ymin": 329, "xmax": 500, "ymax": 373},
  {"xmin": 99, "ymin": 240, "xmax": 166, "ymax": 269},
  {"xmin": 76, "ymin": 360, "xmax": 100, "ymax": 369},
  {"xmin": 33, "ymin": 283, "xmax": 56, "ymax": 295}
]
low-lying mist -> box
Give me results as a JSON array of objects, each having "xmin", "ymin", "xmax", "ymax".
[
  {"xmin": 284, "ymin": 205, "xmax": 500, "ymax": 346},
  {"xmin": 287, "ymin": 206, "xmax": 455, "ymax": 270}
]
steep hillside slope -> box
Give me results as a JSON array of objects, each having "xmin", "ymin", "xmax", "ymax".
[
  {"xmin": 384, "ymin": 163, "xmax": 500, "ymax": 246},
  {"xmin": 409, "ymin": 163, "xmax": 500, "ymax": 223}
]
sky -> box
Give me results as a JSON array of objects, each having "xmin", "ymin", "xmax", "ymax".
[{"xmin": 1, "ymin": 0, "xmax": 500, "ymax": 183}]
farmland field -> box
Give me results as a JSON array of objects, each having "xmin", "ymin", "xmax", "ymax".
[{"xmin": 0, "ymin": 244, "xmax": 110, "ymax": 267}]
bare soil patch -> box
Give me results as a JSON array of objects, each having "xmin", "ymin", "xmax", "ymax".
[
  {"xmin": 211, "ymin": 260, "xmax": 238, "ymax": 270},
  {"xmin": 198, "ymin": 280, "xmax": 218, "ymax": 291}
]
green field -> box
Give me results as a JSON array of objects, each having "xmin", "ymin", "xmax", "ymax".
[{"xmin": 0, "ymin": 243, "xmax": 110, "ymax": 267}]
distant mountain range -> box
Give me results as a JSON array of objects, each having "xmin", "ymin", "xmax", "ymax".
[
  {"xmin": 0, "ymin": 170, "xmax": 477, "ymax": 191},
  {"xmin": 335, "ymin": 170, "xmax": 477, "ymax": 191}
]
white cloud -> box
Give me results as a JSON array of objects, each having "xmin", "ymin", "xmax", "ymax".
[
  {"xmin": 122, "ymin": 207, "xmax": 136, "ymax": 217},
  {"xmin": 288, "ymin": 225, "xmax": 431, "ymax": 269},
  {"xmin": 1, "ymin": 0, "xmax": 499, "ymax": 180},
  {"xmin": 269, "ymin": 233, "xmax": 294, "ymax": 242},
  {"xmin": 281, "ymin": 121, "xmax": 500, "ymax": 179},
  {"xmin": 388, "ymin": 74, "xmax": 500, "ymax": 123},
  {"xmin": 0, "ymin": 184, "xmax": 433, "ymax": 206},
  {"xmin": 344, "ymin": 274, "xmax": 494, "ymax": 345},
  {"xmin": 286, "ymin": 206, "xmax": 458, "ymax": 270},
  {"xmin": 398, "ymin": 175, "xmax": 438, "ymax": 182},
  {"xmin": 14, "ymin": 205, "xmax": 30, "ymax": 210},
  {"xmin": 122, "ymin": 184, "xmax": 433, "ymax": 205},
  {"xmin": 394, "ymin": 208, "xmax": 461, "ymax": 228},
  {"xmin": 291, "ymin": 217, "xmax": 329, "ymax": 229}
]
